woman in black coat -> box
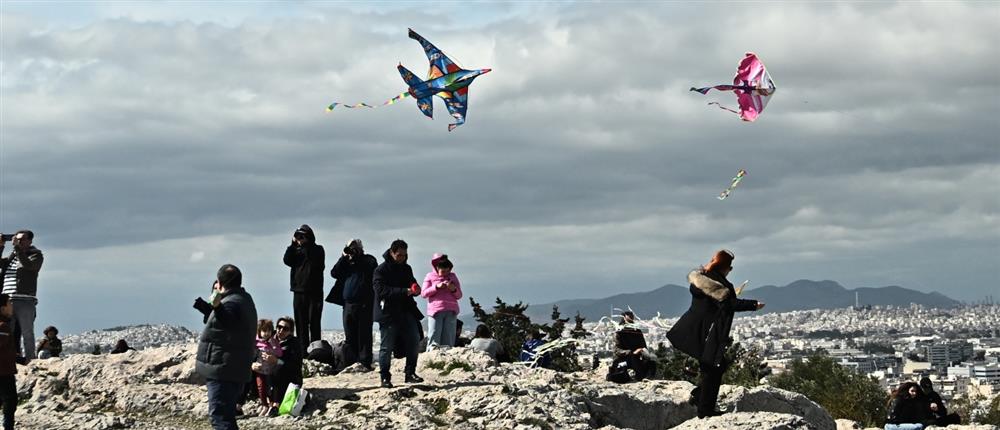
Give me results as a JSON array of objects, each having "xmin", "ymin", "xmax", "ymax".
[
  {"xmin": 886, "ymin": 382, "xmax": 931, "ymax": 429},
  {"xmin": 666, "ymin": 249, "xmax": 764, "ymax": 418}
]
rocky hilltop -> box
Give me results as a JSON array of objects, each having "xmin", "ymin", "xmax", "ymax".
[{"xmin": 13, "ymin": 343, "xmax": 996, "ymax": 430}]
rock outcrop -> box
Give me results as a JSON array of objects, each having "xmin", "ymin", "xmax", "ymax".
[{"xmin": 11, "ymin": 343, "xmax": 996, "ymax": 430}]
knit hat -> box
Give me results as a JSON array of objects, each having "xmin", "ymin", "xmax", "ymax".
[
  {"xmin": 705, "ymin": 249, "xmax": 735, "ymax": 273},
  {"xmin": 431, "ymin": 253, "xmax": 453, "ymax": 269}
]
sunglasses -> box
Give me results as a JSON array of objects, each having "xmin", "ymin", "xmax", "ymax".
[{"xmin": 277, "ymin": 325, "xmax": 291, "ymax": 331}]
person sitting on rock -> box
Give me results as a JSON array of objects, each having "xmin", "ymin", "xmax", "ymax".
[
  {"xmin": 35, "ymin": 326, "xmax": 62, "ymax": 359},
  {"xmin": 885, "ymin": 381, "xmax": 931, "ymax": 430},
  {"xmin": 469, "ymin": 324, "xmax": 503, "ymax": 360},
  {"xmin": 263, "ymin": 316, "xmax": 302, "ymax": 417},
  {"xmin": 251, "ymin": 319, "xmax": 282, "ymax": 417},
  {"xmin": 453, "ymin": 319, "xmax": 471, "ymax": 348},
  {"xmin": 519, "ymin": 330, "xmax": 550, "ymax": 368},
  {"xmin": 110, "ymin": 339, "xmax": 135, "ymax": 354},
  {"xmin": 610, "ymin": 311, "xmax": 657, "ymax": 381},
  {"xmin": 919, "ymin": 377, "xmax": 961, "ymax": 426}
]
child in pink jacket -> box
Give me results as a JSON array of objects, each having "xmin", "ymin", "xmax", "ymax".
[{"xmin": 421, "ymin": 253, "xmax": 462, "ymax": 349}]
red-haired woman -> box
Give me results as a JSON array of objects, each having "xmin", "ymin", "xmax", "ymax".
[{"xmin": 667, "ymin": 249, "xmax": 765, "ymax": 418}]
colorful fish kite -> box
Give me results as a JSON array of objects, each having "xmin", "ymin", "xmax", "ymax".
[
  {"xmin": 690, "ymin": 53, "xmax": 776, "ymax": 122},
  {"xmin": 327, "ymin": 28, "xmax": 491, "ymax": 131},
  {"xmin": 718, "ymin": 169, "xmax": 747, "ymax": 200}
]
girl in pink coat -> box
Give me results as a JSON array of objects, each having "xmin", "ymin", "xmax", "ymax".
[{"xmin": 420, "ymin": 253, "xmax": 462, "ymax": 349}]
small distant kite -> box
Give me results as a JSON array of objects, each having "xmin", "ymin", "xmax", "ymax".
[
  {"xmin": 327, "ymin": 28, "xmax": 491, "ymax": 131},
  {"xmin": 690, "ymin": 53, "xmax": 776, "ymax": 122},
  {"xmin": 718, "ymin": 169, "xmax": 747, "ymax": 200}
]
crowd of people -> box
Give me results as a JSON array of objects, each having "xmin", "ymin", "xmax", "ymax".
[{"xmin": 0, "ymin": 228, "xmax": 970, "ymax": 430}]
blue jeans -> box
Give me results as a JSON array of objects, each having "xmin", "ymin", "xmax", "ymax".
[
  {"xmin": 11, "ymin": 297, "xmax": 37, "ymax": 360},
  {"xmin": 427, "ymin": 311, "xmax": 457, "ymax": 348},
  {"xmin": 884, "ymin": 424, "xmax": 924, "ymax": 430},
  {"xmin": 378, "ymin": 314, "xmax": 420, "ymax": 380},
  {"xmin": 206, "ymin": 379, "xmax": 244, "ymax": 430}
]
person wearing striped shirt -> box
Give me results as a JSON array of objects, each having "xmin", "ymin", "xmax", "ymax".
[{"xmin": 0, "ymin": 230, "xmax": 44, "ymax": 362}]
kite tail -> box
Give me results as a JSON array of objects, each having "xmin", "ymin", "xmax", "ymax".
[
  {"xmin": 707, "ymin": 102, "xmax": 741, "ymax": 115},
  {"xmin": 327, "ymin": 92, "xmax": 411, "ymax": 112}
]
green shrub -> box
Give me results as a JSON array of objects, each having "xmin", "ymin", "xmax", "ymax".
[{"xmin": 770, "ymin": 353, "xmax": 887, "ymax": 427}]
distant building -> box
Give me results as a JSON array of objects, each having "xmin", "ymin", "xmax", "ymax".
[
  {"xmin": 926, "ymin": 341, "xmax": 973, "ymax": 367},
  {"xmin": 973, "ymin": 363, "xmax": 1000, "ymax": 383}
]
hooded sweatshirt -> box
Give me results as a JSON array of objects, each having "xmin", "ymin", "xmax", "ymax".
[
  {"xmin": 283, "ymin": 224, "xmax": 326, "ymax": 298},
  {"xmin": 420, "ymin": 254, "xmax": 463, "ymax": 317}
]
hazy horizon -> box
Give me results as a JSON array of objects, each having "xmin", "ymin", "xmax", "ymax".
[{"xmin": 2, "ymin": 2, "xmax": 998, "ymax": 334}]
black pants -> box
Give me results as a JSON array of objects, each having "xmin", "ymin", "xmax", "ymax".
[
  {"xmin": 343, "ymin": 302, "xmax": 374, "ymax": 367},
  {"xmin": 0, "ymin": 375, "xmax": 15, "ymax": 430},
  {"xmin": 627, "ymin": 355, "xmax": 658, "ymax": 380},
  {"xmin": 933, "ymin": 413, "xmax": 962, "ymax": 426},
  {"xmin": 696, "ymin": 360, "xmax": 728, "ymax": 415},
  {"xmin": 378, "ymin": 314, "xmax": 420, "ymax": 380},
  {"xmin": 293, "ymin": 293, "xmax": 323, "ymax": 351}
]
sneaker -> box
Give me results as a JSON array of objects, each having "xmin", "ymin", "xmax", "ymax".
[
  {"xmin": 380, "ymin": 379, "xmax": 394, "ymax": 388},
  {"xmin": 266, "ymin": 407, "xmax": 279, "ymax": 417},
  {"xmin": 360, "ymin": 364, "xmax": 375, "ymax": 372},
  {"xmin": 405, "ymin": 373, "xmax": 424, "ymax": 383}
]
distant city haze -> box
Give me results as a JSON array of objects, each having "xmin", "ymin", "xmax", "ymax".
[{"xmin": 1, "ymin": 2, "xmax": 997, "ymax": 334}]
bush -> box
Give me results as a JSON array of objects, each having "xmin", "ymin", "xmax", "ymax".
[
  {"xmin": 652, "ymin": 342, "xmax": 766, "ymax": 387},
  {"xmin": 469, "ymin": 297, "xmax": 586, "ymax": 372},
  {"xmin": 769, "ymin": 354, "xmax": 887, "ymax": 427}
]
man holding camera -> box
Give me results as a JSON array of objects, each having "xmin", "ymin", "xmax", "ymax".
[
  {"xmin": 0, "ymin": 230, "xmax": 44, "ymax": 362},
  {"xmin": 327, "ymin": 239, "xmax": 378, "ymax": 371},
  {"xmin": 282, "ymin": 225, "xmax": 325, "ymax": 352},
  {"xmin": 193, "ymin": 264, "xmax": 257, "ymax": 430}
]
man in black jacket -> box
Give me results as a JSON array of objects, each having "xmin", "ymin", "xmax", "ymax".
[
  {"xmin": 373, "ymin": 239, "xmax": 424, "ymax": 388},
  {"xmin": 920, "ymin": 377, "xmax": 962, "ymax": 426},
  {"xmin": 193, "ymin": 264, "xmax": 257, "ymax": 430},
  {"xmin": 327, "ymin": 239, "xmax": 378, "ymax": 371},
  {"xmin": 283, "ymin": 225, "xmax": 325, "ymax": 352}
]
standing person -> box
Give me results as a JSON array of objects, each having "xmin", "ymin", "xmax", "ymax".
[
  {"xmin": 0, "ymin": 230, "xmax": 44, "ymax": 362},
  {"xmin": 283, "ymin": 225, "xmax": 325, "ymax": 351},
  {"xmin": 327, "ymin": 239, "xmax": 378, "ymax": 371},
  {"xmin": 36, "ymin": 326, "xmax": 62, "ymax": 359},
  {"xmin": 919, "ymin": 377, "xmax": 961, "ymax": 426},
  {"xmin": 264, "ymin": 316, "xmax": 302, "ymax": 415},
  {"xmin": 373, "ymin": 239, "xmax": 424, "ymax": 388},
  {"xmin": 666, "ymin": 250, "xmax": 765, "ymax": 418},
  {"xmin": 193, "ymin": 264, "xmax": 258, "ymax": 430},
  {"xmin": 420, "ymin": 253, "xmax": 462, "ymax": 349},
  {"xmin": 885, "ymin": 382, "xmax": 931, "ymax": 430},
  {"xmin": 0, "ymin": 294, "xmax": 25, "ymax": 430}
]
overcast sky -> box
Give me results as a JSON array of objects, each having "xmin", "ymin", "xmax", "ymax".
[{"xmin": 2, "ymin": 2, "xmax": 998, "ymax": 334}]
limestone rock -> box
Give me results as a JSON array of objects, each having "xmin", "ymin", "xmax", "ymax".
[
  {"xmin": 836, "ymin": 418, "xmax": 861, "ymax": 430},
  {"xmin": 718, "ymin": 385, "xmax": 836, "ymax": 430},
  {"xmin": 673, "ymin": 412, "xmax": 816, "ymax": 430}
]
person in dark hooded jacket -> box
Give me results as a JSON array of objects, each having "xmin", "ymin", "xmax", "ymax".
[
  {"xmin": 327, "ymin": 239, "xmax": 378, "ymax": 371},
  {"xmin": 885, "ymin": 381, "xmax": 932, "ymax": 430},
  {"xmin": 283, "ymin": 225, "xmax": 325, "ymax": 352},
  {"xmin": 372, "ymin": 239, "xmax": 424, "ymax": 388},
  {"xmin": 919, "ymin": 377, "xmax": 961, "ymax": 426},
  {"xmin": 666, "ymin": 249, "xmax": 764, "ymax": 418}
]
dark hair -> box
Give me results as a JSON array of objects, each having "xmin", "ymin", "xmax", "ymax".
[
  {"xmin": 621, "ymin": 311, "xmax": 635, "ymax": 323},
  {"xmin": 217, "ymin": 264, "xmax": 242, "ymax": 289},
  {"xmin": 44, "ymin": 326, "xmax": 58, "ymax": 336},
  {"xmin": 15, "ymin": 230, "xmax": 33, "ymax": 241},
  {"xmin": 276, "ymin": 316, "xmax": 295, "ymax": 335},
  {"xmin": 894, "ymin": 382, "xmax": 921, "ymax": 400},
  {"xmin": 434, "ymin": 258, "xmax": 453, "ymax": 269},
  {"xmin": 390, "ymin": 239, "xmax": 408, "ymax": 252},
  {"xmin": 475, "ymin": 324, "xmax": 492, "ymax": 339},
  {"xmin": 257, "ymin": 319, "xmax": 274, "ymax": 334},
  {"xmin": 0, "ymin": 294, "xmax": 8, "ymax": 308}
]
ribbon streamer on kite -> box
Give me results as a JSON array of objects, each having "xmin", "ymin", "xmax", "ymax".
[
  {"xmin": 326, "ymin": 92, "xmax": 411, "ymax": 111},
  {"xmin": 717, "ymin": 169, "xmax": 747, "ymax": 200},
  {"xmin": 690, "ymin": 52, "xmax": 776, "ymax": 122}
]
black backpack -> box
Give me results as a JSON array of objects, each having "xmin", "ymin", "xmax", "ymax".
[{"xmin": 606, "ymin": 356, "xmax": 633, "ymax": 384}]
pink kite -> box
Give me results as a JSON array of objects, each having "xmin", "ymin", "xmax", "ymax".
[{"xmin": 690, "ymin": 53, "xmax": 776, "ymax": 122}]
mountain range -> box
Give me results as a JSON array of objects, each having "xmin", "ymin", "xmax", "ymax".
[{"xmin": 519, "ymin": 279, "xmax": 961, "ymax": 323}]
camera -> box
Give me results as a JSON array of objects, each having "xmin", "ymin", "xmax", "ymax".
[
  {"xmin": 0, "ymin": 234, "xmax": 13, "ymax": 242},
  {"xmin": 343, "ymin": 246, "xmax": 358, "ymax": 256}
]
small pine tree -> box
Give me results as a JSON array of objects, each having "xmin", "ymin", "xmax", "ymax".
[
  {"xmin": 721, "ymin": 343, "xmax": 769, "ymax": 388},
  {"xmin": 980, "ymin": 394, "xmax": 1000, "ymax": 425},
  {"xmin": 570, "ymin": 311, "xmax": 590, "ymax": 339},
  {"xmin": 770, "ymin": 353, "xmax": 888, "ymax": 427}
]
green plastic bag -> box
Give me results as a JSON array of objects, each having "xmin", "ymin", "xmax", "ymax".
[{"xmin": 278, "ymin": 383, "xmax": 301, "ymax": 416}]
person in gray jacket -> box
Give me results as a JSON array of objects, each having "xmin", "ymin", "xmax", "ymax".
[{"xmin": 193, "ymin": 264, "xmax": 257, "ymax": 430}]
